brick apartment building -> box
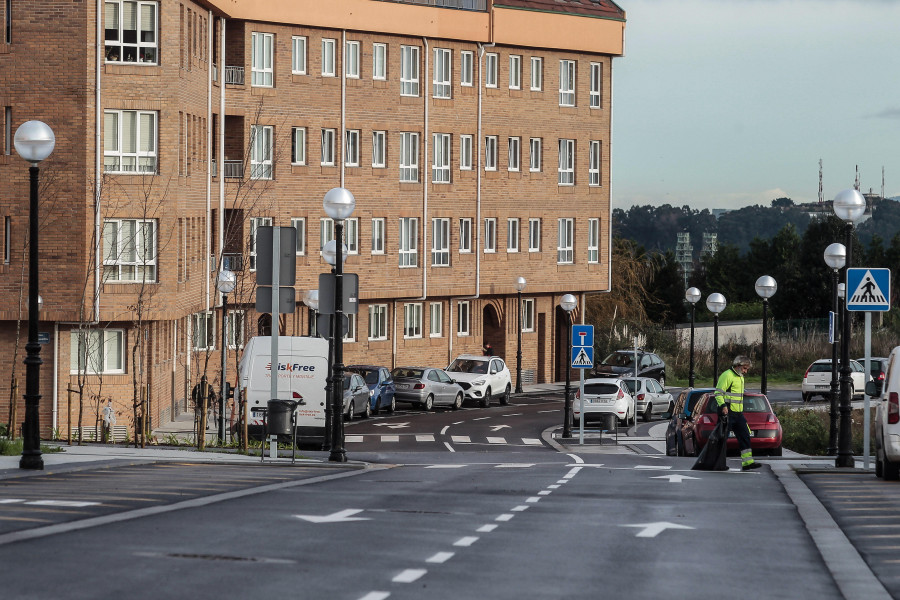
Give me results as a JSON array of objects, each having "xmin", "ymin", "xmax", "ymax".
[{"xmin": 0, "ymin": 0, "xmax": 624, "ymax": 440}]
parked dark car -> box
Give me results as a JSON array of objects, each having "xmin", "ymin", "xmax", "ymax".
[
  {"xmin": 857, "ymin": 357, "xmax": 889, "ymax": 386},
  {"xmin": 664, "ymin": 387, "xmax": 715, "ymax": 456},
  {"xmin": 341, "ymin": 373, "xmax": 371, "ymax": 420},
  {"xmin": 593, "ymin": 349, "xmax": 666, "ymax": 387},
  {"xmin": 347, "ymin": 364, "xmax": 396, "ymax": 414},
  {"xmin": 670, "ymin": 391, "xmax": 783, "ymax": 457}
]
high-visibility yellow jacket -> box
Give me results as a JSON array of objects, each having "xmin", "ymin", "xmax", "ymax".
[{"xmin": 716, "ymin": 367, "xmax": 745, "ymax": 412}]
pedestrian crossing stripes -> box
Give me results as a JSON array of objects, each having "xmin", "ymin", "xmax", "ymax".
[{"xmin": 344, "ymin": 434, "xmax": 544, "ymax": 447}]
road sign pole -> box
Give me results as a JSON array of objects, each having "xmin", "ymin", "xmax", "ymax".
[
  {"xmin": 579, "ymin": 369, "xmax": 584, "ymax": 445},
  {"xmin": 270, "ymin": 227, "xmax": 281, "ymax": 414},
  {"xmin": 864, "ymin": 312, "xmax": 872, "ymax": 470}
]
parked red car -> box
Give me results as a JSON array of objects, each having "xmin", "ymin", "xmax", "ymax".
[{"xmin": 689, "ymin": 392, "xmax": 783, "ymax": 456}]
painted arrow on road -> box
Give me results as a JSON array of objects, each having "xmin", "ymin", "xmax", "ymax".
[
  {"xmin": 373, "ymin": 422, "xmax": 410, "ymax": 429},
  {"xmin": 621, "ymin": 521, "xmax": 695, "ymax": 538},
  {"xmin": 650, "ymin": 474, "xmax": 701, "ymax": 483},
  {"xmin": 294, "ymin": 509, "xmax": 370, "ymax": 523},
  {"xmin": 490, "ymin": 425, "xmax": 511, "ymax": 432}
]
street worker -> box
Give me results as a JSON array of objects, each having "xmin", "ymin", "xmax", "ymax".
[{"xmin": 716, "ymin": 355, "xmax": 761, "ymax": 471}]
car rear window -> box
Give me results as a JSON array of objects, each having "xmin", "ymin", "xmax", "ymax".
[
  {"xmin": 584, "ymin": 383, "xmax": 619, "ymax": 395},
  {"xmin": 447, "ymin": 359, "xmax": 488, "ymax": 374},
  {"xmin": 808, "ymin": 363, "xmax": 832, "ymax": 373},
  {"xmin": 392, "ymin": 368, "xmax": 423, "ymax": 379},
  {"xmin": 706, "ymin": 394, "xmax": 770, "ymax": 412}
]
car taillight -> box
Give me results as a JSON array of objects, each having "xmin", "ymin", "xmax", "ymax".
[
  {"xmin": 637, "ymin": 393, "xmax": 645, "ymax": 401},
  {"xmin": 575, "ymin": 389, "xmax": 580, "ymax": 399},
  {"xmin": 698, "ymin": 415, "xmax": 713, "ymax": 425},
  {"xmin": 878, "ymin": 371, "xmax": 886, "ymax": 382},
  {"xmin": 889, "ymin": 392, "xmax": 899, "ymax": 425},
  {"xmin": 804, "ymin": 367, "xmax": 811, "ymax": 380},
  {"xmin": 414, "ymin": 383, "xmax": 425, "ymax": 390},
  {"xmin": 766, "ymin": 414, "xmax": 778, "ymax": 424},
  {"xmin": 617, "ymin": 389, "xmax": 624, "ymax": 399}
]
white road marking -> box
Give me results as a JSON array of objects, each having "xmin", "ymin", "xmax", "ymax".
[
  {"xmin": 358, "ymin": 592, "xmax": 390, "ymax": 600},
  {"xmin": 440, "ymin": 426, "xmax": 450, "ymax": 435},
  {"xmin": 502, "ymin": 413, "xmax": 523, "ymax": 416},
  {"xmin": 425, "ymin": 465, "xmax": 466, "ymax": 469},
  {"xmin": 556, "ymin": 480, "xmax": 569, "ymax": 484},
  {"xmin": 511, "ymin": 505, "xmax": 530, "ymax": 512},
  {"xmin": 27, "ymin": 500, "xmax": 101, "ymax": 507},
  {"xmin": 635, "ymin": 465, "xmax": 672, "ymax": 470},
  {"xmin": 538, "ymin": 409, "xmax": 560, "ymax": 413},
  {"xmin": 564, "ymin": 466, "xmax": 583, "ymax": 479},
  {"xmin": 426, "ymin": 552, "xmax": 455, "ymax": 564},
  {"xmin": 374, "ymin": 422, "xmax": 410, "ymax": 428},
  {"xmin": 568, "ymin": 453, "xmax": 585, "ymax": 464},
  {"xmin": 651, "ymin": 474, "xmax": 701, "ymax": 483},
  {"xmin": 489, "ymin": 425, "xmax": 511, "ymax": 431},
  {"xmin": 526, "ymin": 497, "xmax": 541, "ymax": 503},
  {"xmin": 477, "ymin": 524, "xmax": 498, "ymax": 533},
  {"xmin": 294, "ymin": 509, "xmax": 369, "ymax": 523},
  {"xmin": 522, "ymin": 438, "xmax": 542, "ymax": 445},
  {"xmin": 473, "ymin": 417, "xmax": 491, "ymax": 421},
  {"xmin": 496, "ymin": 463, "xmax": 535, "ymax": 468},
  {"xmin": 538, "ymin": 491, "xmax": 552, "ymax": 496},
  {"xmin": 0, "ymin": 499, "xmax": 26, "ymax": 504},
  {"xmin": 621, "ymin": 521, "xmax": 695, "ymax": 538},
  {"xmin": 443, "ymin": 442, "xmax": 455, "ymax": 452},
  {"xmin": 487, "ymin": 437, "xmax": 506, "ymax": 444},
  {"xmin": 381, "ymin": 435, "xmax": 400, "ymax": 442},
  {"xmin": 452, "ymin": 421, "xmax": 464, "ymax": 425},
  {"xmin": 393, "ymin": 569, "xmax": 427, "ymax": 583},
  {"xmin": 454, "ymin": 536, "xmax": 479, "ymax": 547},
  {"xmin": 345, "ymin": 436, "xmax": 364, "ymax": 443},
  {"xmin": 496, "ymin": 514, "xmax": 515, "ymax": 521},
  {"xmin": 548, "ymin": 485, "xmax": 560, "ymax": 489},
  {"xmin": 451, "ymin": 435, "xmax": 471, "ymax": 443},
  {"xmin": 416, "ymin": 434, "xmax": 435, "ymax": 442}
]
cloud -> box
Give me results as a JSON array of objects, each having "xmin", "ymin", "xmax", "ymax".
[{"xmin": 869, "ymin": 108, "xmax": 900, "ymax": 119}]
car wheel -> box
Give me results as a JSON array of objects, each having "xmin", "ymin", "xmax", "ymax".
[
  {"xmin": 658, "ymin": 375, "xmax": 666, "ymax": 389},
  {"xmin": 500, "ymin": 384, "xmax": 511, "ymax": 406},
  {"xmin": 423, "ymin": 394, "xmax": 434, "ymax": 411},
  {"xmin": 481, "ymin": 388, "xmax": 492, "ymax": 408},
  {"xmin": 363, "ymin": 400, "xmax": 371, "ymax": 419},
  {"xmin": 388, "ymin": 397, "xmax": 396, "ymax": 414},
  {"xmin": 642, "ymin": 405, "xmax": 652, "ymax": 423},
  {"xmin": 452, "ymin": 393, "xmax": 463, "ymax": 410},
  {"xmin": 372, "ymin": 397, "xmax": 381, "ymax": 416},
  {"xmin": 801, "ymin": 392, "xmax": 812, "ymax": 402},
  {"xmin": 667, "ymin": 401, "xmax": 674, "ymax": 415},
  {"xmin": 346, "ymin": 401, "xmax": 354, "ymax": 421},
  {"xmin": 769, "ymin": 445, "xmax": 782, "ymax": 457},
  {"xmin": 885, "ymin": 459, "xmax": 900, "ymax": 481},
  {"xmin": 876, "ymin": 450, "xmax": 884, "ymax": 478},
  {"xmin": 850, "ymin": 385, "xmax": 857, "ymax": 400}
]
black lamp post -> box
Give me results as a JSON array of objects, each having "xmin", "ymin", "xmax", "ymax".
[
  {"xmin": 824, "ymin": 242, "xmax": 846, "ymax": 455},
  {"xmin": 833, "ymin": 188, "xmax": 866, "ymax": 468},
  {"xmin": 706, "ymin": 293, "xmax": 726, "ymax": 385},
  {"xmin": 685, "ymin": 287, "xmax": 700, "ymax": 388},
  {"xmin": 560, "ymin": 294, "xmax": 576, "ymax": 438},
  {"xmin": 755, "ymin": 276, "xmax": 777, "ymax": 395},
  {"xmin": 323, "ymin": 188, "xmax": 355, "ymax": 463},
  {"xmin": 217, "ymin": 269, "xmax": 236, "ymax": 443},
  {"xmin": 14, "ymin": 120, "xmax": 55, "ymax": 470},
  {"xmin": 515, "ymin": 276, "xmax": 526, "ymax": 394}
]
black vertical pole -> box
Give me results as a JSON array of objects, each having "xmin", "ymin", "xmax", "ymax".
[
  {"xmin": 219, "ymin": 294, "xmax": 227, "ymax": 442},
  {"xmin": 562, "ymin": 315, "xmax": 572, "ymax": 438},
  {"xmin": 761, "ymin": 298, "xmax": 768, "ymax": 395},
  {"xmin": 836, "ymin": 222, "xmax": 855, "ymax": 468},
  {"xmin": 515, "ymin": 290, "xmax": 523, "ymax": 394},
  {"xmin": 329, "ymin": 221, "xmax": 347, "ymax": 462},
  {"xmin": 712, "ymin": 314, "xmax": 719, "ymax": 387},
  {"xmin": 20, "ymin": 165, "xmax": 43, "ymax": 470},
  {"xmin": 322, "ymin": 313, "xmax": 334, "ymax": 451},
  {"xmin": 688, "ymin": 303, "xmax": 696, "ymax": 388},
  {"xmin": 828, "ymin": 268, "xmax": 839, "ymax": 455}
]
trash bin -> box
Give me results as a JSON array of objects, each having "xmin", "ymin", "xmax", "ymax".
[{"xmin": 266, "ymin": 399, "xmax": 298, "ymax": 437}]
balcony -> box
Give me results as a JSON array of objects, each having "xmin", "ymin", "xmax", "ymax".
[
  {"xmin": 375, "ymin": 0, "xmax": 486, "ymax": 9},
  {"xmin": 225, "ymin": 66, "xmax": 244, "ymax": 85},
  {"xmin": 224, "ymin": 161, "xmax": 243, "ymax": 179}
]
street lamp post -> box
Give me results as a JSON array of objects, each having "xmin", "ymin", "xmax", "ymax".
[
  {"xmin": 14, "ymin": 120, "xmax": 55, "ymax": 470},
  {"xmin": 515, "ymin": 277, "xmax": 526, "ymax": 394},
  {"xmin": 560, "ymin": 294, "xmax": 577, "ymax": 438},
  {"xmin": 323, "ymin": 188, "xmax": 356, "ymax": 463},
  {"xmin": 824, "ymin": 243, "xmax": 846, "ymax": 456},
  {"xmin": 685, "ymin": 287, "xmax": 701, "ymax": 388},
  {"xmin": 322, "ymin": 241, "xmax": 348, "ymax": 451},
  {"xmin": 833, "ymin": 188, "xmax": 866, "ymax": 468},
  {"xmin": 754, "ymin": 276, "xmax": 777, "ymax": 395},
  {"xmin": 706, "ymin": 293, "xmax": 726, "ymax": 385},
  {"xmin": 217, "ymin": 269, "xmax": 236, "ymax": 443}
]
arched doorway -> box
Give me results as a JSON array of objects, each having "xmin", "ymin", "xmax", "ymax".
[
  {"xmin": 258, "ymin": 314, "xmax": 272, "ymax": 337},
  {"xmin": 482, "ymin": 303, "xmax": 506, "ymax": 359},
  {"xmin": 554, "ymin": 305, "xmax": 573, "ymax": 383}
]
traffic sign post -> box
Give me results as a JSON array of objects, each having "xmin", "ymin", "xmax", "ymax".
[{"xmin": 571, "ymin": 325, "xmax": 594, "ymax": 445}]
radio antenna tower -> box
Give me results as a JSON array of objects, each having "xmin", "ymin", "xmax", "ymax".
[
  {"xmin": 818, "ymin": 159, "xmax": 823, "ymax": 204},
  {"xmin": 854, "ymin": 165, "xmax": 860, "ymax": 191},
  {"xmin": 882, "ymin": 166, "xmax": 885, "ymax": 200}
]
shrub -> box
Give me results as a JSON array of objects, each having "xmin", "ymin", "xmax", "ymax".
[{"xmin": 774, "ymin": 405, "xmax": 875, "ymax": 456}]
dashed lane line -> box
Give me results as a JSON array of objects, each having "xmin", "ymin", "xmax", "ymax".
[
  {"xmin": 426, "ymin": 552, "xmax": 455, "ymax": 564},
  {"xmin": 392, "ymin": 569, "xmax": 427, "ymax": 583},
  {"xmin": 453, "ymin": 536, "xmax": 479, "ymax": 547}
]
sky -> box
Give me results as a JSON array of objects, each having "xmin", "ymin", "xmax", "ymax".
[{"xmin": 612, "ymin": 0, "xmax": 900, "ymax": 212}]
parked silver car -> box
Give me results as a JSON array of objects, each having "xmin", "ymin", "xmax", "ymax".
[
  {"xmin": 621, "ymin": 376, "xmax": 673, "ymax": 422},
  {"xmin": 390, "ymin": 367, "xmax": 464, "ymax": 410},
  {"xmin": 801, "ymin": 359, "xmax": 870, "ymax": 401},
  {"xmin": 341, "ymin": 373, "xmax": 371, "ymax": 420}
]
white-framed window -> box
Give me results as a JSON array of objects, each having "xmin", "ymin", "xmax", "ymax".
[
  {"xmin": 345, "ymin": 218, "xmax": 359, "ymax": 255},
  {"xmin": 102, "ymin": 218, "xmax": 157, "ymax": 282},
  {"xmin": 484, "ymin": 135, "xmax": 497, "ymax": 171},
  {"xmin": 509, "ymin": 55, "xmax": 521, "ymax": 90},
  {"xmin": 485, "ymin": 52, "xmax": 498, "ymax": 88},
  {"xmin": 400, "ymin": 132, "xmax": 419, "ymax": 182},
  {"xmin": 590, "ymin": 62, "xmax": 602, "ymax": 108},
  {"xmin": 319, "ymin": 218, "xmax": 334, "ymax": 251},
  {"xmin": 368, "ymin": 304, "xmax": 388, "ymax": 340},
  {"xmin": 588, "ymin": 218, "xmax": 600, "ymax": 263},
  {"xmin": 249, "ymin": 216, "xmax": 272, "ymax": 271},
  {"xmin": 322, "ymin": 38, "xmax": 336, "ymax": 77},
  {"xmin": 400, "ymin": 45, "xmax": 420, "ymax": 96},
  {"xmin": 460, "ymin": 50, "xmax": 474, "ymax": 86},
  {"xmin": 250, "ymin": 125, "xmax": 273, "ymax": 180},
  {"xmin": 460, "ymin": 135, "xmax": 473, "ymax": 170},
  {"xmin": 508, "ymin": 137, "xmax": 520, "ymax": 172},
  {"xmin": 104, "ymin": 0, "xmax": 158, "ymax": 65},
  {"xmin": 345, "ymin": 129, "xmax": 360, "ymax": 167},
  {"xmin": 432, "ymin": 133, "xmax": 450, "ymax": 183},
  {"xmin": 459, "ymin": 218, "xmax": 472, "ymax": 253},
  {"xmin": 371, "ymin": 218, "xmax": 385, "ymax": 254},
  {"xmin": 399, "ymin": 217, "xmax": 418, "ymax": 267},
  {"xmin": 321, "ymin": 128, "xmax": 336, "ymax": 166},
  {"xmin": 507, "ymin": 218, "xmax": 519, "ymax": 253},
  {"xmin": 484, "ymin": 218, "xmax": 496, "ymax": 253},
  {"xmin": 528, "ymin": 218, "xmax": 541, "ymax": 252},
  {"xmin": 521, "ymin": 298, "xmax": 535, "ymax": 332},
  {"xmin": 529, "ymin": 137, "xmax": 542, "ymax": 172},
  {"xmin": 70, "ymin": 329, "xmax": 125, "ymax": 374},
  {"xmin": 191, "ymin": 311, "xmax": 215, "ymax": 351},
  {"xmin": 373, "ymin": 43, "xmax": 387, "ymax": 80},
  {"xmin": 343, "ymin": 313, "xmax": 357, "ymax": 342},
  {"xmin": 226, "ymin": 310, "xmax": 246, "ymax": 349},
  {"xmin": 559, "ymin": 59, "xmax": 576, "ymax": 106},
  {"xmin": 345, "ymin": 40, "xmax": 360, "ymax": 78},
  {"xmin": 103, "ymin": 109, "xmax": 157, "ymax": 174},
  {"xmin": 558, "ymin": 138, "xmax": 575, "ymax": 186},
  {"xmin": 589, "ymin": 140, "xmax": 601, "ymax": 186},
  {"xmin": 530, "ymin": 56, "xmax": 543, "ymax": 91},
  {"xmin": 251, "ymin": 32, "xmax": 274, "ymax": 87},
  {"xmin": 429, "ymin": 302, "xmax": 443, "ymax": 337},
  {"xmin": 404, "ymin": 303, "xmax": 423, "ymax": 338},
  {"xmin": 433, "ymin": 47, "xmax": 452, "ymax": 98},
  {"xmin": 291, "ymin": 36, "xmax": 307, "ymax": 74},
  {"xmin": 290, "ymin": 217, "xmax": 306, "ymax": 255},
  {"xmin": 431, "ymin": 218, "xmax": 450, "ymax": 266},
  {"xmin": 372, "ymin": 131, "xmax": 386, "ymax": 168},
  {"xmin": 457, "ymin": 301, "xmax": 470, "ymax": 336},
  {"xmin": 557, "ymin": 217, "xmax": 574, "ymax": 264},
  {"xmin": 291, "ymin": 127, "xmax": 306, "ymax": 165}
]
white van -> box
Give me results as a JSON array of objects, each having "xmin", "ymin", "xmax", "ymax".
[
  {"xmin": 238, "ymin": 336, "xmax": 328, "ymax": 443},
  {"xmin": 873, "ymin": 346, "xmax": 900, "ymax": 479}
]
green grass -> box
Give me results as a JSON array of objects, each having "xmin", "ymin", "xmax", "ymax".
[{"xmin": 0, "ymin": 437, "xmax": 64, "ymax": 456}]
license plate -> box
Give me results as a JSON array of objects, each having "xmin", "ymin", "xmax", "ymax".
[
  {"xmin": 396, "ymin": 384, "xmax": 409, "ymax": 390},
  {"xmin": 251, "ymin": 409, "xmax": 264, "ymax": 417},
  {"xmin": 815, "ymin": 385, "xmax": 829, "ymax": 390},
  {"xmin": 728, "ymin": 431, "xmax": 756, "ymax": 438}
]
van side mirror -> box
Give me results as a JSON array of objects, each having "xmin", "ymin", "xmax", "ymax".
[{"xmin": 866, "ymin": 381, "xmax": 883, "ymax": 397}]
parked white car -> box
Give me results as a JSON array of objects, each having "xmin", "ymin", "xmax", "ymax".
[
  {"xmin": 445, "ymin": 355, "xmax": 512, "ymax": 407},
  {"xmin": 573, "ymin": 377, "xmax": 635, "ymax": 426},
  {"xmin": 621, "ymin": 376, "xmax": 673, "ymax": 422},
  {"xmin": 873, "ymin": 347, "xmax": 900, "ymax": 479},
  {"xmin": 801, "ymin": 359, "xmax": 869, "ymax": 402}
]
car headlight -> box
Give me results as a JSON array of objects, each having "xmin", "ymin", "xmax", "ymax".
[
  {"xmin": 369, "ymin": 389, "xmax": 375, "ymax": 397},
  {"xmin": 472, "ymin": 379, "xmax": 486, "ymax": 386}
]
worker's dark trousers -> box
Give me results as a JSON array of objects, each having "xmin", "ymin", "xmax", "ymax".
[{"xmin": 727, "ymin": 411, "xmax": 753, "ymax": 454}]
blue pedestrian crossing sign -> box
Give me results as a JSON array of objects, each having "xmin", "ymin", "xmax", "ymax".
[
  {"xmin": 846, "ymin": 268, "xmax": 891, "ymax": 312},
  {"xmin": 571, "ymin": 325, "xmax": 594, "ymax": 369}
]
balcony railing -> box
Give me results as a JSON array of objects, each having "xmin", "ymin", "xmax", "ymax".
[
  {"xmin": 375, "ymin": 0, "xmax": 486, "ymax": 10},
  {"xmin": 224, "ymin": 160, "xmax": 243, "ymax": 179},
  {"xmin": 225, "ymin": 66, "xmax": 244, "ymax": 85}
]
